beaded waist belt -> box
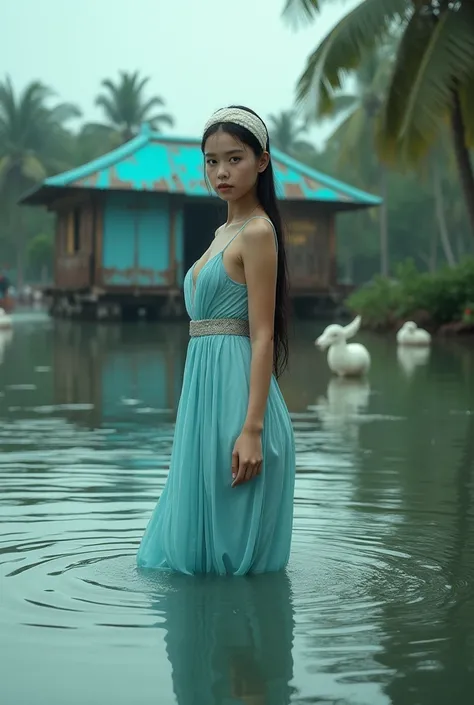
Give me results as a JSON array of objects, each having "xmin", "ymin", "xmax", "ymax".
[{"xmin": 189, "ymin": 318, "xmax": 250, "ymax": 338}]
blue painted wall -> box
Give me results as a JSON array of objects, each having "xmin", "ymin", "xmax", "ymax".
[{"xmin": 102, "ymin": 192, "xmax": 177, "ymax": 286}]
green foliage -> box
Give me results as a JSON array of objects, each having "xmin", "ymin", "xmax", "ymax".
[
  {"xmin": 287, "ymin": 0, "xmax": 474, "ymax": 162},
  {"xmin": 347, "ymin": 258, "xmax": 474, "ymax": 328},
  {"xmin": 94, "ymin": 70, "xmax": 174, "ymax": 143},
  {"xmin": 267, "ymin": 109, "xmax": 316, "ymax": 159},
  {"xmin": 0, "ymin": 73, "xmax": 175, "ymax": 285},
  {"xmin": 463, "ymin": 303, "xmax": 474, "ymax": 324},
  {"xmin": 27, "ymin": 233, "xmax": 53, "ymax": 268},
  {"xmin": 286, "ymin": 0, "xmax": 474, "ymax": 242},
  {"xmin": 0, "ymin": 76, "xmax": 81, "ymax": 188}
]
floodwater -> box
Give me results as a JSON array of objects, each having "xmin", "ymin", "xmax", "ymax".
[{"xmin": 1, "ymin": 311, "xmax": 474, "ymax": 705}]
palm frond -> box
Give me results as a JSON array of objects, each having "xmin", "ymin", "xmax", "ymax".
[
  {"xmin": 282, "ymin": 0, "xmax": 321, "ymax": 29},
  {"xmin": 80, "ymin": 122, "xmax": 116, "ymax": 137},
  {"xmin": 330, "ymin": 93, "xmax": 358, "ymax": 116},
  {"xmin": 99, "ymin": 78, "xmax": 118, "ymax": 94},
  {"xmin": 49, "ymin": 102, "xmax": 82, "ymax": 124},
  {"xmin": 378, "ymin": 3, "xmax": 474, "ymax": 165},
  {"xmin": 292, "ymin": 139, "xmax": 317, "ymax": 153},
  {"xmin": 21, "ymin": 153, "xmax": 47, "ymax": 182},
  {"xmin": 0, "ymin": 154, "xmax": 12, "ymax": 185},
  {"xmin": 139, "ymin": 96, "xmax": 166, "ymax": 118},
  {"xmin": 459, "ymin": 71, "xmax": 474, "ymax": 149},
  {"xmin": 95, "ymin": 95, "xmax": 121, "ymax": 125},
  {"xmin": 149, "ymin": 113, "xmax": 174, "ymax": 130},
  {"xmin": 0, "ymin": 76, "xmax": 17, "ymax": 123},
  {"xmin": 296, "ymin": 0, "xmax": 409, "ymax": 117},
  {"xmin": 135, "ymin": 75, "xmax": 151, "ymax": 95},
  {"xmin": 329, "ymin": 104, "xmax": 368, "ymax": 166}
]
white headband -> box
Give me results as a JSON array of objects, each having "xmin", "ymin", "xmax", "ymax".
[{"xmin": 203, "ymin": 108, "xmax": 268, "ymax": 150}]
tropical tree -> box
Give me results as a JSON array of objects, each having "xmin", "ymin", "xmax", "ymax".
[
  {"xmin": 0, "ymin": 76, "xmax": 80, "ymax": 187},
  {"xmin": 27, "ymin": 232, "xmax": 53, "ymax": 282},
  {"xmin": 283, "ymin": 0, "xmax": 474, "ymax": 238},
  {"xmin": 93, "ymin": 70, "xmax": 174, "ymax": 142},
  {"xmin": 326, "ymin": 47, "xmax": 393, "ymax": 275},
  {"xmin": 66, "ymin": 123, "xmax": 121, "ymax": 166},
  {"xmin": 0, "ymin": 76, "xmax": 81, "ymax": 285},
  {"xmin": 267, "ymin": 108, "xmax": 317, "ymax": 159}
]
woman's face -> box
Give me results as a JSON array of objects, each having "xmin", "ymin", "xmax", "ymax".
[{"xmin": 204, "ymin": 128, "xmax": 268, "ymax": 202}]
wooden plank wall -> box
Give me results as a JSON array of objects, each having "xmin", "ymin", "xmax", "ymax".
[{"xmin": 282, "ymin": 204, "xmax": 334, "ymax": 291}]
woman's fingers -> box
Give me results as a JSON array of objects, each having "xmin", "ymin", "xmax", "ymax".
[
  {"xmin": 231, "ymin": 452, "xmax": 263, "ymax": 488},
  {"xmin": 245, "ymin": 462, "xmax": 256, "ymax": 481},
  {"xmin": 231, "ymin": 450, "xmax": 239, "ymax": 482},
  {"xmin": 232, "ymin": 461, "xmax": 248, "ymax": 487}
]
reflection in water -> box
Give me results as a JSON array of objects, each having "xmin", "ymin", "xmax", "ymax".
[
  {"xmin": 0, "ymin": 328, "xmax": 13, "ymax": 365},
  {"xmin": 311, "ymin": 377, "xmax": 371, "ymax": 441},
  {"xmin": 144, "ymin": 571, "xmax": 295, "ymax": 705},
  {"xmin": 1, "ymin": 317, "xmax": 474, "ymax": 705},
  {"xmin": 50, "ymin": 320, "xmax": 188, "ymax": 426},
  {"xmin": 397, "ymin": 345, "xmax": 431, "ymax": 377},
  {"xmin": 375, "ymin": 413, "xmax": 474, "ymax": 705}
]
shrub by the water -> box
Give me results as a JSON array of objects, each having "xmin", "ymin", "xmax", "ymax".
[{"xmin": 347, "ymin": 258, "xmax": 474, "ymax": 332}]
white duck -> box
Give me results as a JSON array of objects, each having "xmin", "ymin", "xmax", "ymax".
[
  {"xmin": 0, "ymin": 308, "xmax": 12, "ymax": 330},
  {"xmin": 315, "ymin": 315, "xmax": 371, "ymax": 377},
  {"xmin": 397, "ymin": 321, "xmax": 431, "ymax": 346}
]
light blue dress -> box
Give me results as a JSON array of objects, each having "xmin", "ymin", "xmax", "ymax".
[{"xmin": 137, "ymin": 217, "xmax": 295, "ymax": 575}]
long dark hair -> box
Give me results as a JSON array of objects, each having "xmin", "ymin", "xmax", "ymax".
[{"xmin": 201, "ymin": 105, "xmax": 290, "ymax": 377}]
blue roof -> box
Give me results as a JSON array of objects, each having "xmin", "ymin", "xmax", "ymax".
[{"xmin": 21, "ymin": 123, "xmax": 381, "ymax": 208}]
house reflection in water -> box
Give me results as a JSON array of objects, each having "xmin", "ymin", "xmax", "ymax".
[{"xmin": 52, "ymin": 321, "xmax": 188, "ymax": 428}]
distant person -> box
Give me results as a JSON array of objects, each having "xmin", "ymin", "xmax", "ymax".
[{"xmin": 137, "ymin": 106, "xmax": 295, "ymax": 575}]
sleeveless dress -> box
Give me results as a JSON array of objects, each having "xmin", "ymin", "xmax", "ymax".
[{"xmin": 136, "ymin": 216, "xmax": 295, "ymax": 575}]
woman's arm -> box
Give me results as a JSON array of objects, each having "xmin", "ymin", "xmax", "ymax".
[
  {"xmin": 242, "ymin": 219, "xmax": 277, "ymax": 431},
  {"xmin": 231, "ymin": 219, "xmax": 277, "ymax": 487}
]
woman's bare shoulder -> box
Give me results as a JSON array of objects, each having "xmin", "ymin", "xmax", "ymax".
[{"xmin": 241, "ymin": 216, "xmax": 276, "ymax": 248}]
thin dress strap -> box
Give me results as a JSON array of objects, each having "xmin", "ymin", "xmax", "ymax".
[{"xmin": 222, "ymin": 215, "xmax": 278, "ymax": 254}]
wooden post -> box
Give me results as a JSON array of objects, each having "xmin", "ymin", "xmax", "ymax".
[
  {"xmin": 54, "ymin": 216, "xmax": 61, "ymax": 287},
  {"xmin": 328, "ymin": 214, "xmax": 337, "ymax": 286},
  {"xmin": 94, "ymin": 199, "xmax": 104, "ymax": 287}
]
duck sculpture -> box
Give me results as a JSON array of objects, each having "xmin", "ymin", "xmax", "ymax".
[
  {"xmin": 0, "ymin": 308, "xmax": 12, "ymax": 330},
  {"xmin": 397, "ymin": 321, "xmax": 431, "ymax": 346},
  {"xmin": 315, "ymin": 315, "xmax": 370, "ymax": 377}
]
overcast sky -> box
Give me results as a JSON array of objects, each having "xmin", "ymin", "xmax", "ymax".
[{"xmin": 1, "ymin": 0, "xmax": 358, "ymax": 145}]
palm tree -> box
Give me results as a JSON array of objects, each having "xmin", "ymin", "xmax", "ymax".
[
  {"xmin": 0, "ymin": 76, "xmax": 81, "ymax": 285},
  {"xmin": 71, "ymin": 123, "xmax": 121, "ymax": 166},
  {"xmin": 0, "ymin": 76, "xmax": 80, "ymax": 186},
  {"xmin": 267, "ymin": 109, "xmax": 317, "ymax": 160},
  {"xmin": 326, "ymin": 48, "xmax": 393, "ymax": 275},
  {"xmin": 93, "ymin": 70, "xmax": 174, "ymax": 143},
  {"xmin": 283, "ymin": 0, "xmax": 474, "ymax": 237}
]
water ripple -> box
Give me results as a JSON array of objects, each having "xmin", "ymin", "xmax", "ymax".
[{"xmin": 1, "ymin": 320, "xmax": 474, "ymax": 705}]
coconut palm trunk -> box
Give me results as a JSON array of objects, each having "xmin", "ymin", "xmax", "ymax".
[
  {"xmin": 451, "ymin": 89, "xmax": 474, "ymax": 238},
  {"xmin": 432, "ymin": 158, "xmax": 456, "ymax": 266}
]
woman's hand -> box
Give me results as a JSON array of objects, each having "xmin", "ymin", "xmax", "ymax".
[{"xmin": 231, "ymin": 429, "xmax": 263, "ymax": 488}]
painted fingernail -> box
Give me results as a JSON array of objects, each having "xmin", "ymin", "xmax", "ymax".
[{"xmin": 232, "ymin": 473, "xmax": 236, "ymax": 479}]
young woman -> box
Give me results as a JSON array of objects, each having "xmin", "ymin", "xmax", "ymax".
[{"xmin": 137, "ymin": 106, "xmax": 295, "ymax": 575}]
